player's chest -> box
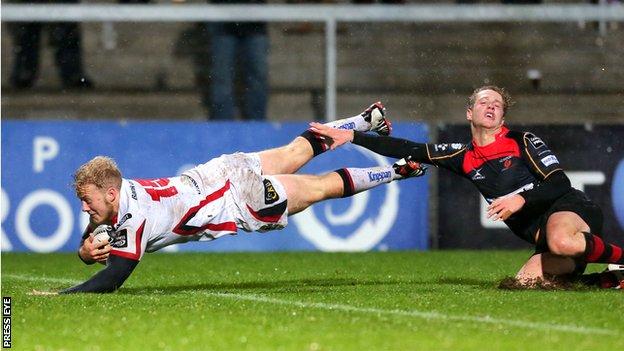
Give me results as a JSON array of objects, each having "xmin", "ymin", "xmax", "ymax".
[
  {"xmin": 462, "ymin": 154, "xmax": 536, "ymax": 197},
  {"xmin": 463, "ymin": 154, "xmax": 519, "ymax": 179}
]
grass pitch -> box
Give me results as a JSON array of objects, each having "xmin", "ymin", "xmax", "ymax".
[{"xmin": 2, "ymin": 251, "xmax": 622, "ymax": 351}]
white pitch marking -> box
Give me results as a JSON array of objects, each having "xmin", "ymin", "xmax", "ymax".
[
  {"xmin": 5, "ymin": 274, "xmax": 616, "ymax": 336},
  {"xmin": 206, "ymin": 292, "xmax": 616, "ymax": 336},
  {"xmin": 3, "ymin": 273, "xmax": 81, "ymax": 285}
]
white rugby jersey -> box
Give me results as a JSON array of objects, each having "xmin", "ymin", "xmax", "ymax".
[
  {"xmin": 106, "ymin": 153, "xmax": 289, "ymax": 261},
  {"xmin": 109, "ymin": 176, "xmax": 240, "ymax": 261}
]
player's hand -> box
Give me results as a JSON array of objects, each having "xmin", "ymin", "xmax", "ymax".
[
  {"xmin": 487, "ymin": 194, "xmax": 526, "ymax": 221},
  {"xmin": 79, "ymin": 234, "xmax": 111, "ymax": 264},
  {"xmin": 308, "ymin": 122, "xmax": 354, "ymax": 150}
]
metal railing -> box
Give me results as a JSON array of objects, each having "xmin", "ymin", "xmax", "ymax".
[{"xmin": 3, "ymin": 4, "xmax": 624, "ymax": 120}]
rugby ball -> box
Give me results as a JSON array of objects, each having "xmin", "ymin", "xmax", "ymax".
[{"xmin": 92, "ymin": 224, "xmax": 112, "ymax": 246}]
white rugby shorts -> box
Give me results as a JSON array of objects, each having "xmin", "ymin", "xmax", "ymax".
[{"xmin": 183, "ymin": 152, "xmax": 289, "ymax": 233}]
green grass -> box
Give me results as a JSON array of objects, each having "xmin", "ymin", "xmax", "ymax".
[{"xmin": 2, "ymin": 251, "xmax": 622, "ymax": 351}]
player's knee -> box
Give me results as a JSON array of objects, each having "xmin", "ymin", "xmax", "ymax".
[{"xmin": 546, "ymin": 231, "xmax": 576, "ymax": 256}]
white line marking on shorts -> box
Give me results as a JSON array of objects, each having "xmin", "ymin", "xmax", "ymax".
[{"xmin": 6, "ymin": 274, "xmax": 614, "ymax": 335}]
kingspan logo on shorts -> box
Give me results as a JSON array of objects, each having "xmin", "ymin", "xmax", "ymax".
[{"xmin": 368, "ymin": 170, "xmax": 392, "ymax": 182}]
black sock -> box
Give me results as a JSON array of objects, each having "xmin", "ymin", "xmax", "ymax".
[
  {"xmin": 334, "ymin": 169, "xmax": 355, "ymax": 198},
  {"xmin": 300, "ymin": 130, "xmax": 330, "ymax": 157}
]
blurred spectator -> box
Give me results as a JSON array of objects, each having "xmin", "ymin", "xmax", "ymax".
[
  {"xmin": 200, "ymin": 0, "xmax": 268, "ymax": 121},
  {"xmin": 10, "ymin": 0, "xmax": 93, "ymax": 89}
]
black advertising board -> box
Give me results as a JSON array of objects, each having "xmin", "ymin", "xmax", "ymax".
[{"xmin": 437, "ymin": 124, "xmax": 624, "ymax": 249}]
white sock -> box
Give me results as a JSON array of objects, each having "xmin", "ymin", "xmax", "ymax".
[
  {"xmin": 323, "ymin": 114, "xmax": 371, "ymax": 132},
  {"xmin": 337, "ymin": 166, "xmax": 399, "ymax": 197}
]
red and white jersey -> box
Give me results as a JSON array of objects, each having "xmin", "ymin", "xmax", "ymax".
[{"xmin": 109, "ymin": 152, "xmax": 289, "ymax": 261}]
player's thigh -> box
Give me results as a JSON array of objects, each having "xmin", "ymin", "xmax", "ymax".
[
  {"xmin": 546, "ymin": 211, "xmax": 590, "ymax": 236},
  {"xmin": 542, "ymin": 190, "xmax": 603, "ymax": 246}
]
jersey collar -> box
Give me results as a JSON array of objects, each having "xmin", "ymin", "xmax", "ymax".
[{"xmin": 471, "ymin": 126, "xmax": 509, "ymax": 149}]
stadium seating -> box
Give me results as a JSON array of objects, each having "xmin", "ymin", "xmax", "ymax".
[{"xmin": 2, "ymin": 2, "xmax": 623, "ymax": 122}]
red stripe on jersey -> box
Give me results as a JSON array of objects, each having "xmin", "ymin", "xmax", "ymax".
[
  {"xmin": 462, "ymin": 134, "xmax": 521, "ymax": 174},
  {"xmin": 110, "ymin": 219, "xmax": 145, "ymax": 261},
  {"xmin": 173, "ymin": 180, "xmax": 237, "ymax": 236},
  {"xmin": 245, "ymin": 204, "xmax": 283, "ymax": 223}
]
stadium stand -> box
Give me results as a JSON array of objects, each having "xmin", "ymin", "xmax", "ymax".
[{"xmin": 2, "ymin": 0, "xmax": 623, "ymax": 122}]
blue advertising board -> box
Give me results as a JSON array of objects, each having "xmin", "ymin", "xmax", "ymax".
[{"xmin": 1, "ymin": 120, "xmax": 429, "ymax": 253}]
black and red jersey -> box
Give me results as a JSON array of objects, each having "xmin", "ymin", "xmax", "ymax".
[
  {"xmin": 352, "ymin": 126, "xmax": 575, "ymax": 243},
  {"xmin": 424, "ymin": 126, "xmax": 563, "ymax": 202}
]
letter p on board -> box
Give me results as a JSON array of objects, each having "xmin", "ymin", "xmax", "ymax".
[{"xmin": 33, "ymin": 136, "xmax": 59, "ymax": 173}]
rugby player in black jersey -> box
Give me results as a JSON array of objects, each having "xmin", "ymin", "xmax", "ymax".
[{"xmin": 310, "ymin": 86, "xmax": 623, "ymax": 289}]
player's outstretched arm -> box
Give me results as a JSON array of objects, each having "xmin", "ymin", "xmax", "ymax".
[
  {"xmin": 351, "ymin": 131, "xmax": 429, "ymax": 160},
  {"xmin": 59, "ymin": 255, "xmax": 139, "ymax": 294},
  {"xmin": 308, "ymin": 122, "xmax": 354, "ymax": 150},
  {"xmin": 310, "ymin": 122, "xmax": 429, "ymax": 161}
]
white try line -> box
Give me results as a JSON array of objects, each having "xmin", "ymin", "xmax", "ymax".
[
  {"xmin": 4, "ymin": 273, "xmax": 615, "ymax": 336},
  {"xmin": 203, "ymin": 292, "xmax": 614, "ymax": 336},
  {"xmin": 3, "ymin": 273, "xmax": 81, "ymax": 285}
]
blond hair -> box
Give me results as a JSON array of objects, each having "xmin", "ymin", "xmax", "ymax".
[
  {"xmin": 73, "ymin": 156, "xmax": 122, "ymax": 196},
  {"xmin": 466, "ymin": 85, "xmax": 515, "ymax": 116}
]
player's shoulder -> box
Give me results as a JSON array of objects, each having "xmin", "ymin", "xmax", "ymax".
[{"xmin": 506, "ymin": 129, "xmax": 547, "ymax": 149}]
